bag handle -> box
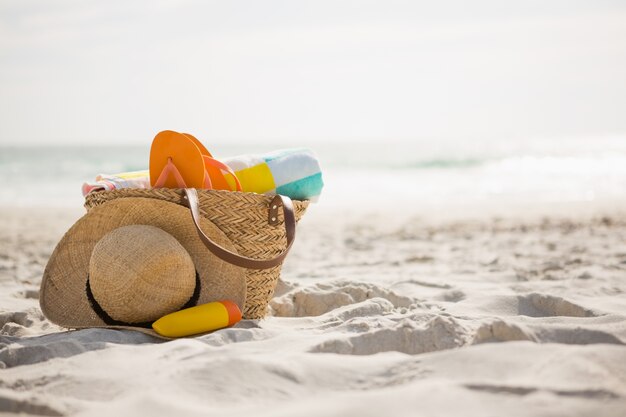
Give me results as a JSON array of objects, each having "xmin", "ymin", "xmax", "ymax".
[{"xmin": 183, "ymin": 188, "xmax": 296, "ymax": 270}]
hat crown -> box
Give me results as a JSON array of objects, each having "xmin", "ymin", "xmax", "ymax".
[{"xmin": 88, "ymin": 225, "xmax": 196, "ymax": 323}]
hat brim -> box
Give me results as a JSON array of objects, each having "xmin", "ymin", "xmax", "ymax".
[{"xmin": 40, "ymin": 197, "xmax": 247, "ymax": 331}]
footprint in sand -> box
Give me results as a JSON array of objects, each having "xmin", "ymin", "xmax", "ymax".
[
  {"xmin": 270, "ymin": 281, "xmax": 415, "ymax": 317},
  {"xmin": 518, "ymin": 293, "xmax": 598, "ymax": 318},
  {"xmin": 470, "ymin": 293, "xmax": 599, "ymax": 318},
  {"xmin": 472, "ymin": 320, "xmax": 535, "ymax": 344},
  {"xmin": 310, "ymin": 315, "xmax": 470, "ymax": 355},
  {"xmin": 472, "ymin": 317, "xmax": 624, "ymax": 345}
]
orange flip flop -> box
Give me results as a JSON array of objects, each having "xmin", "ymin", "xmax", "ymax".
[
  {"xmin": 182, "ymin": 133, "xmax": 242, "ymax": 192},
  {"xmin": 150, "ymin": 131, "xmax": 206, "ymax": 188}
]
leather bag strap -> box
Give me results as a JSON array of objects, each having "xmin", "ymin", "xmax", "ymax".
[{"xmin": 183, "ymin": 188, "xmax": 296, "ymax": 270}]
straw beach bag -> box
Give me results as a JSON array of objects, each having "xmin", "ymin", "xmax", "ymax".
[{"xmin": 84, "ymin": 187, "xmax": 309, "ymax": 319}]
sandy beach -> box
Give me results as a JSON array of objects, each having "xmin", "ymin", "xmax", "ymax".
[
  {"xmin": 3, "ymin": 0, "xmax": 626, "ymax": 415},
  {"xmin": 1, "ymin": 201, "xmax": 625, "ymax": 416}
]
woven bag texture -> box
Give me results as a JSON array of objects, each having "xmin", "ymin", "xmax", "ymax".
[{"xmin": 84, "ymin": 188, "xmax": 309, "ymax": 319}]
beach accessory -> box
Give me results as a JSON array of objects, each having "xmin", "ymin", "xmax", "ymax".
[
  {"xmin": 82, "ymin": 170, "xmax": 151, "ymax": 196},
  {"xmin": 82, "ymin": 148, "xmax": 324, "ymax": 202},
  {"xmin": 222, "ymin": 148, "xmax": 323, "ymax": 201},
  {"xmin": 149, "ymin": 130, "xmax": 206, "ymax": 188},
  {"xmin": 152, "ymin": 300, "xmax": 242, "ymax": 338},
  {"xmin": 40, "ymin": 196, "xmax": 248, "ymax": 336},
  {"xmin": 44, "ymin": 129, "xmax": 312, "ymax": 337},
  {"xmin": 182, "ymin": 132, "xmax": 242, "ymax": 191},
  {"xmin": 150, "ymin": 130, "xmax": 242, "ymax": 191},
  {"xmin": 45, "ymin": 187, "xmax": 308, "ymax": 324}
]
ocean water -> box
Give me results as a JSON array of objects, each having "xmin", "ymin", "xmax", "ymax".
[{"xmin": 1, "ymin": 137, "xmax": 626, "ymax": 212}]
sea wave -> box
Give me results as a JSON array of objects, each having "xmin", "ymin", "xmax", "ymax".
[{"xmin": 1, "ymin": 140, "xmax": 626, "ymax": 207}]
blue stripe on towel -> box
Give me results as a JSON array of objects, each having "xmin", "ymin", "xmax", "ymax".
[
  {"xmin": 263, "ymin": 148, "xmax": 309, "ymax": 163},
  {"xmin": 275, "ymin": 172, "xmax": 323, "ymax": 201}
]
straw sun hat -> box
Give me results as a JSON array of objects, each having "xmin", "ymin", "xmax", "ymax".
[{"xmin": 40, "ymin": 197, "xmax": 246, "ymax": 337}]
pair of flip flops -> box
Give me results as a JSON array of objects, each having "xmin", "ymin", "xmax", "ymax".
[{"xmin": 149, "ymin": 131, "xmax": 242, "ymax": 191}]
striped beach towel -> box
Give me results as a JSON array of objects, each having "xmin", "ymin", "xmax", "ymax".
[
  {"xmin": 222, "ymin": 148, "xmax": 323, "ymax": 202},
  {"xmin": 81, "ymin": 170, "xmax": 151, "ymax": 196}
]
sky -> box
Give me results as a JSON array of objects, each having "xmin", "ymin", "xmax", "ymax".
[{"xmin": 1, "ymin": 0, "xmax": 625, "ymax": 146}]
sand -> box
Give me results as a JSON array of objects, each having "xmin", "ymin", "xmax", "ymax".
[{"xmin": 1, "ymin": 202, "xmax": 625, "ymax": 416}]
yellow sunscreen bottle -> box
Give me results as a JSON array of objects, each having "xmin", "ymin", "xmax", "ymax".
[{"xmin": 152, "ymin": 300, "xmax": 242, "ymax": 338}]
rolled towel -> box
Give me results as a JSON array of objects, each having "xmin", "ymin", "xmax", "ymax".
[
  {"xmin": 222, "ymin": 148, "xmax": 323, "ymax": 202},
  {"xmin": 82, "ymin": 148, "xmax": 324, "ymax": 202},
  {"xmin": 82, "ymin": 170, "xmax": 151, "ymax": 196}
]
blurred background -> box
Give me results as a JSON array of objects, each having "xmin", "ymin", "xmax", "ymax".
[{"xmin": 1, "ymin": 0, "xmax": 625, "ymax": 211}]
